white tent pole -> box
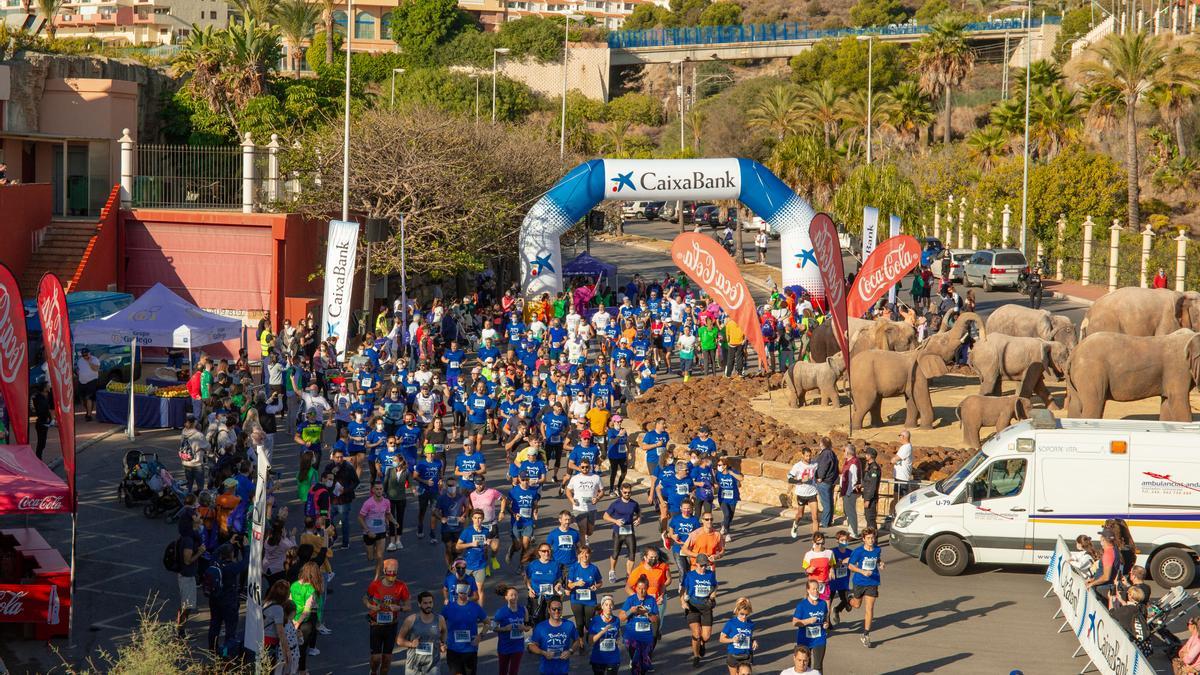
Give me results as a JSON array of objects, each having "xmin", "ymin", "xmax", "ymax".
[{"xmin": 127, "ymin": 336, "xmax": 137, "ymax": 440}]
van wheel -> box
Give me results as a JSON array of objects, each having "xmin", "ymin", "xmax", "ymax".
[
  {"xmin": 927, "ymin": 535, "xmax": 970, "ymax": 576},
  {"xmin": 983, "ymin": 278, "xmax": 993, "ymax": 292},
  {"xmin": 1149, "ymin": 548, "xmax": 1196, "ymax": 589}
]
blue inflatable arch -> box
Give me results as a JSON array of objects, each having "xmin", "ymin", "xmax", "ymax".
[{"xmin": 519, "ymin": 158, "xmax": 823, "ymax": 299}]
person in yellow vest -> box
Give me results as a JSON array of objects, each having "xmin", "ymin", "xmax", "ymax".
[
  {"xmin": 723, "ymin": 318, "xmax": 746, "ymax": 377},
  {"xmin": 258, "ymin": 323, "xmax": 274, "ymax": 362},
  {"xmin": 374, "ymin": 305, "xmax": 390, "ymax": 336}
]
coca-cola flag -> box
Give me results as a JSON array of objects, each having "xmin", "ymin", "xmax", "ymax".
[
  {"xmin": 847, "ymin": 234, "xmax": 921, "ymax": 319},
  {"xmin": 808, "ymin": 213, "xmax": 850, "ymax": 372},
  {"xmin": 670, "ymin": 233, "xmax": 769, "ymax": 371},
  {"xmin": 0, "ymin": 584, "xmax": 60, "ymax": 624},
  {"xmin": 0, "ymin": 263, "xmax": 29, "ymax": 445},
  {"xmin": 38, "ymin": 274, "xmax": 75, "ymax": 511}
]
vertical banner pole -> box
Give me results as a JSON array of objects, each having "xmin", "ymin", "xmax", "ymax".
[{"xmin": 127, "ymin": 336, "xmax": 137, "ymax": 439}]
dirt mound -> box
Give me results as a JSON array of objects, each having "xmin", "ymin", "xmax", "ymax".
[{"xmin": 628, "ymin": 376, "xmax": 973, "ymax": 478}]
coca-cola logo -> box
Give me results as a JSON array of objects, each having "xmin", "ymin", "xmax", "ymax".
[
  {"xmin": 0, "ymin": 285, "xmax": 27, "ymax": 385},
  {"xmin": 850, "ymin": 237, "xmax": 921, "ymax": 316},
  {"xmin": 673, "ymin": 240, "xmax": 747, "ymax": 311},
  {"xmin": 18, "ymin": 495, "xmax": 64, "ymax": 511},
  {"xmin": 0, "ymin": 590, "xmax": 28, "ymax": 616},
  {"xmin": 38, "ymin": 289, "xmax": 74, "ymax": 417}
]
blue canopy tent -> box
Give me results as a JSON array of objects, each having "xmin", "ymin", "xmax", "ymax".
[{"xmin": 561, "ymin": 252, "xmax": 616, "ymax": 284}]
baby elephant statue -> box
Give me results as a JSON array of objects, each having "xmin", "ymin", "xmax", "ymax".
[
  {"xmin": 783, "ymin": 356, "xmax": 847, "ymax": 408},
  {"xmin": 955, "ymin": 362, "xmax": 1044, "ymax": 449}
]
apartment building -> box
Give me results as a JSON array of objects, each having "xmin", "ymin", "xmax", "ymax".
[{"xmin": 1, "ymin": 0, "xmax": 232, "ymax": 45}]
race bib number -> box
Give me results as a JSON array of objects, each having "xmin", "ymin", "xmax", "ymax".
[
  {"xmin": 863, "ymin": 557, "xmax": 877, "ymax": 572},
  {"xmin": 538, "ymin": 583, "xmax": 553, "ymax": 596},
  {"xmin": 472, "ymin": 534, "xmax": 487, "ymax": 546},
  {"xmin": 447, "ymin": 516, "xmax": 460, "ymax": 526},
  {"xmin": 692, "ymin": 582, "xmax": 711, "ymax": 599},
  {"xmin": 834, "ymin": 566, "xmax": 848, "ymax": 579},
  {"xmin": 367, "ymin": 516, "xmax": 385, "ymax": 532},
  {"xmin": 509, "ymin": 627, "xmax": 524, "ymax": 640},
  {"xmin": 415, "ymin": 641, "xmax": 434, "ymax": 656},
  {"xmin": 806, "ymin": 625, "xmax": 822, "ymax": 639},
  {"xmin": 675, "ymin": 484, "xmax": 688, "ymax": 496},
  {"xmin": 600, "ymin": 638, "xmax": 616, "ymax": 652},
  {"xmin": 618, "ymin": 524, "xmax": 633, "ymax": 535},
  {"xmin": 519, "ymin": 507, "xmax": 532, "ymax": 519},
  {"xmin": 734, "ymin": 634, "xmax": 750, "ymax": 650},
  {"xmin": 453, "ymin": 630, "xmax": 471, "ymax": 644},
  {"xmin": 721, "ymin": 489, "xmax": 734, "ymax": 501},
  {"xmin": 576, "ymin": 588, "xmax": 592, "ymax": 601},
  {"xmin": 557, "ymin": 535, "xmax": 573, "ymax": 548},
  {"xmin": 635, "ymin": 620, "xmax": 651, "ymax": 632},
  {"xmin": 375, "ymin": 611, "xmax": 393, "ymax": 624}
]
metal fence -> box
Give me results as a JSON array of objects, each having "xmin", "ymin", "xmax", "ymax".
[
  {"xmin": 133, "ymin": 144, "xmax": 243, "ymax": 210},
  {"xmin": 608, "ymin": 16, "xmax": 1059, "ymax": 49}
]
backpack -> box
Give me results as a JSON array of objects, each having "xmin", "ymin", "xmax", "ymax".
[
  {"xmin": 163, "ymin": 539, "xmax": 181, "ymax": 573},
  {"xmin": 305, "ymin": 485, "xmax": 329, "ymax": 518},
  {"xmin": 201, "ymin": 563, "xmax": 224, "ymax": 598},
  {"xmin": 179, "ymin": 436, "xmax": 197, "ymax": 464}
]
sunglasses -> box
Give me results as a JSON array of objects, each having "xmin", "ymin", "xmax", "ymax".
[
  {"xmin": 538, "ymin": 549, "xmax": 551, "ymax": 554},
  {"xmin": 549, "ymin": 606, "xmax": 563, "ymax": 612},
  {"xmin": 702, "ymin": 517, "xmax": 713, "ymax": 521}
]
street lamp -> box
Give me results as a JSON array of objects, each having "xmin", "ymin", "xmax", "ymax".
[
  {"xmin": 389, "ymin": 67, "xmax": 405, "ymax": 109},
  {"xmin": 1019, "ymin": 0, "xmax": 1032, "ymax": 255},
  {"xmin": 492, "ymin": 47, "xmax": 509, "ymax": 123},
  {"xmin": 560, "ymin": 13, "xmax": 584, "ymax": 160},
  {"xmin": 857, "ymin": 34, "xmax": 874, "ymax": 165}
]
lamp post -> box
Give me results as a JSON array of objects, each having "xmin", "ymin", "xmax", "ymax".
[
  {"xmin": 389, "ymin": 67, "xmax": 405, "ymax": 109},
  {"xmin": 492, "ymin": 47, "xmax": 510, "ymax": 123},
  {"xmin": 560, "ymin": 13, "xmax": 584, "ymax": 160},
  {"xmin": 341, "ymin": 0, "xmax": 353, "ymax": 222},
  {"xmin": 857, "ymin": 34, "xmax": 874, "ymax": 165},
  {"xmin": 1019, "ymin": 0, "xmax": 1032, "ymax": 256}
]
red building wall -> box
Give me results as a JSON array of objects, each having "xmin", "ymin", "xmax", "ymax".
[{"xmin": 0, "ymin": 184, "xmax": 54, "ymax": 280}]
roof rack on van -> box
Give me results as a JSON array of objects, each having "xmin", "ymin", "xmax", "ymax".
[{"xmin": 1030, "ymin": 410, "xmax": 1059, "ymax": 430}]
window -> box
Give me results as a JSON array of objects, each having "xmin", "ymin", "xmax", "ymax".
[
  {"xmin": 354, "ymin": 10, "xmax": 374, "ymax": 39},
  {"xmin": 209, "ymin": 10, "xmax": 216, "ymax": 19},
  {"xmin": 380, "ymin": 11, "xmax": 392, "ymax": 40},
  {"xmin": 969, "ymin": 459, "xmax": 1027, "ymax": 501},
  {"xmin": 995, "ymin": 252, "xmax": 1028, "ymax": 266},
  {"xmin": 332, "ymin": 10, "xmax": 347, "ymax": 35}
]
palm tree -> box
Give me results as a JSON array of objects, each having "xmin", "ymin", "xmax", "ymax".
[
  {"xmin": 966, "ymin": 126, "xmax": 1007, "ymax": 170},
  {"xmin": 797, "ymin": 80, "xmax": 843, "ymax": 147},
  {"xmin": 836, "ymin": 90, "xmax": 869, "ymax": 158},
  {"xmin": 1030, "ymin": 84, "xmax": 1084, "ymax": 159},
  {"xmin": 1011, "ymin": 59, "xmax": 1063, "ymax": 96},
  {"xmin": 913, "ymin": 15, "xmax": 976, "ymax": 145},
  {"xmin": 1151, "ymin": 79, "xmax": 1198, "ymax": 158},
  {"xmin": 601, "ymin": 120, "xmax": 631, "ymax": 156},
  {"xmin": 171, "ymin": 26, "xmax": 226, "ymax": 111},
  {"xmin": 767, "ymin": 134, "xmax": 844, "ymax": 207},
  {"xmin": 224, "ymin": 18, "xmax": 281, "ymax": 105},
  {"xmin": 34, "ymin": 0, "xmax": 64, "ymax": 39},
  {"xmin": 878, "ymin": 81, "xmax": 935, "ymax": 149},
  {"xmin": 319, "ymin": 0, "xmax": 337, "ymax": 64},
  {"xmin": 1077, "ymin": 31, "xmax": 1200, "ymax": 230},
  {"xmin": 1080, "ymin": 83, "xmax": 1123, "ymax": 136},
  {"xmin": 747, "ymin": 85, "xmax": 804, "ymax": 141},
  {"xmin": 272, "ymin": 0, "xmax": 320, "ymax": 77},
  {"xmin": 232, "ymin": 0, "xmax": 273, "ymax": 24},
  {"xmin": 989, "ymin": 97, "xmax": 1025, "ymax": 139}
]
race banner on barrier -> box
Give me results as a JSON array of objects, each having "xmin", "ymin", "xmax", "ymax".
[
  {"xmin": 321, "ymin": 219, "xmax": 360, "ymax": 361},
  {"xmin": 809, "ymin": 214, "xmax": 850, "ymax": 375},
  {"xmin": 1044, "ymin": 536, "xmax": 1154, "ymax": 675}
]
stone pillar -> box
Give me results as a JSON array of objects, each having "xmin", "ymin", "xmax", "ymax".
[
  {"xmin": 119, "ymin": 128, "xmax": 134, "ymax": 209},
  {"xmin": 1176, "ymin": 229, "xmax": 1188, "ymax": 292},
  {"xmin": 1001, "ymin": 204, "xmax": 1012, "ymax": 247},
  {"xmin": 1108, "ymin": 219, "xmax": 1121, "ymax": 292},
  {"xmin": 946, "ymin": 194, "xmax": 955, "ymax": 240},
  {"xmin": 1139, "ymin": 224, "xmax": 1154, "ymax": 288},
  {"xmin": 241, "ymin": 132, "xmax": 256, "ymax": 214},
  {"xmin": 1081, "ymin": 216, "xmax": 1094, "ymax": 286},
  {"xmin": 957, "ymin": 197, "xmax": 967, "ymax": 249},
  {"xmin": 1056, "ymin": 214, "xmax": 1066, "ymax": 280},
  {"xmin": 267, "ymin": 134, "xmax": 281, "ymax": 203},
  {"xmin": 986, "ymin": 207, "xmax": 995, "ymax": 247},
  {"xmin": 933, "ymin": 203, "xmax": 940, "ymax": 240},
  {"xmin": 291, "ymin": 141, "xmax": 303, "ymax": 196},
  {"xmin": 1036, "ymin": 239, "xmax": 1044, "ymax": 265}
]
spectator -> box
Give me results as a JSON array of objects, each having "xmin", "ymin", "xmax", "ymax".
[
  {"xmin": 1153, "ymin": 267, "xmax": 1169, "ymax": 289},
  {"xmin": 814, "ymin": 439, "xmax": 839, "ymax": 529},
  {"xmin": 76, "ymin": 347, "xmax": 101, "ymax": 422},
  {"xmin": 1173, "ymin": 616, "xmax": 1200, "ymax": 675}
]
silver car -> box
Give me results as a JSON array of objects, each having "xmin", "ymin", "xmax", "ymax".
[
  {"xmin": 934, "ymin": 248, "xmax": 975, "ymax": 282},
  {"xmin": 963, "ymin": 248, "xmax": 1028, "ymax": 291}
]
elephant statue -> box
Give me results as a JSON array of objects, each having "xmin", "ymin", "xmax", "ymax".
[
  {"xmin": 955, "ymin": 363, "xmax": 1044, "ymax": 449},
  {"xmin": 783, "ymin": 356, "xmax": 846, "ymax": 407},
  {"xmin": 984, "ymin": 304, "xmax": 1077, "ymax": 351},
  {"xmin": 1065, "ymin": 329, "xmax": 1200, "ymax": 421},
  {"xmin": 808, "ymin": 317, "xmax": 919, "ymax": 364},
  {"xmin": 1080, "ymin": 287, "xmax": 1200, "ymax": 338},
  {"xmin": 969, "ymin": 333, "xmax": 1070, "ymax": 409}
]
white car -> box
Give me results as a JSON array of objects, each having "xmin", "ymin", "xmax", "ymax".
[
  {"xmin": 621, "ymin": 201, "xmax": 650, "ymax": 219},
  {"xmin": 933, "ymin": 248, "xmax": 975, "ymax": 282}
]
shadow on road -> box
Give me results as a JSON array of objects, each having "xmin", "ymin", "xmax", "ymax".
[{"xmin": 879, "ymin": 651, "xmax": 974, "ymax": 674}]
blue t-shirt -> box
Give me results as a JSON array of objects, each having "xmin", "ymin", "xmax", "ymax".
[
  {"xmin": 591, "ymin": 381, "xmax": 615, "ymax": 403},
  {"xmin": 455, "ymin": 451, "xmax": 486, "ymax": 491},
  {"xmin": 549, "ymin": 326, "xmax": 568, "ymax": 348},
  {"xmin": 588, "ymin": 613, "xmax": 622, "ymax": 665},
  {"xmin": 849, "ymin": 545, "xmax": 882, "ymax": 586},
  {"xmin": 383, "ymin": 397, "xmax": 406, "ymax": 423},
  {"xmin": 508, "ymin": 485, "xmax": 539, "ymax": 528},
  {"xmin": 659, "ymin": 472, "xmax": 693, "ymax": 512},
  {"xmin": 604, "ymin": 498, "xmax": 640, "ymax": 530},
  {"xmin": 519, "ymin": 460, "xmax": 548, "ymax": 486},
  {"xmin": 397, "ymin": 424, "xmax": 422, "ymax": 450},
  {"xmin": 347, "ymin": 421, "xmax": 368, "ymax": 453},
  {"xmin": 443, "ymin": 571, "xmax": 478, "ymax": 600},
  {"xmin": 566, "ymin": 563, "xmax": 602, "ymax": 606},
  {"xmin": 442, "ymin": 600, "xmax": 486, "ymax": 653},
  {"xmin": 690, "ymin": 465, "xmax": 715, "ymax": 502},
  {"xmin": 682, "ymin": 568, "xmax": 717, "ymax": 604},
  {"xmin": 611, "ymin": 346, "xmax": 634, "ymax": 365},
  {"xmin": 568, "ymin": 444, "xmax": 599, "ymax": 470},
  {"xmin": 542, "ymin": 413, "xmax": 569, "ymax": 444},
  {"xmin": 414, "ymin": 460, "xmax": 442, "ymax": 495},
  {"xmin": 493, "ymin": 604, "xmax": 527, "ymax": 656},
  {"xmin": 549, "ymin": 527, "xmax": 580, "ymax": 566},
  {"xmin": 715, "ymin": 469, "xmax": 741, "ymax": 504},
  {"xmin": 377, "ymin": 446, "xmax": 401, "ymax": 472},
  {"xmin": 525, "ymin": 559, "xmax": 562, "ymax": 597},
  {"xmin": 458, "ymin": 525, "xmax": 490, "ymax": 571},
  {"xmin": 466, "ymin": 393, "xmax": 493, "ymax": 425},
  {"xmin": 530, "ymin": 620, "xmax": 579, "ymax": 675},
  {"xmin": 478, "ymin": 345, "xmax": 500, "ymax": 362},
  {"xmin": 688, "ymin": 437, "xmax": 718, "ymax": 457},
  {"xmin": 792, "ymin": 597, "xmax": 828, "ymax": 647},
  {"xmin": 606, "ymin": 429, "xmax": 628, "ymax": 459},
  {"xmin": 721, "ymin": 616, "xmax": 755, "ymax": 655},
  {"xmin": 668, "ymin": 514, "xmax": 700, "ymax": 552},
  {"xmin": 366, "ymin": 429, "xmax": 388, "ymax": 461},
  {"xmin": 830, "ymin": 545, "xmax": 853, "ymax": 591},
  {"xmin": 443, "ymin": 349, "xmax": 465, "ymax": 375},
  {"xmin": 436, "ymin": 493, "xmax": 467, "ymax": 534},
  {"xmin": 620, "ymin": 595, "xmax": 658, "ymax": 643},
  {"xmin": 641, "ymin": 430, "xmax": 669, "ymax": 468}
]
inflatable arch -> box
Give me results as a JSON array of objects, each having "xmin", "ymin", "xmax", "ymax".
[{"xmin": 519, "ymin": 158, "xmax": 823, "ymax": 299}]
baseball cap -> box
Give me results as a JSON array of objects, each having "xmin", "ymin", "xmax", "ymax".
[
  {"xmin": 698, "ymin": 425, "xmax": 711, "ymax": 433},
  {"xmin": 612, "ymin": 415, "xmax": 623, "ymax": 422},
  {"xmin": 580, "ymin": 430, "xmax": 593, "ymax": 440},
  {"xmin": 695, "ymin": 554, "xmax": 711, "ymax": 566},
  {"xmin": 453, "ymin": 558, "xmax": 467, "ymax": 567},
  {"xmin": 423, "ymin": 444, "xmax": 436, "ymax": 455}
]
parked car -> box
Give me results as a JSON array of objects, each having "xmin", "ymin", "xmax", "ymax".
[
  {"xmin": 678, "ymin": 202, "xmax": 701, "ymax": 224},
  {"xmin": 621, "ymin": 201, "xmax": 650, "ymax": 219},
  {"xmin": 642, "ymin": 201, "xmax": 665, "ymax": 220},
  {"xmin": 963, "ymin": 248, "xmax": 1028, "ymax": 291},
  {"xmin": 933, "ymin": 248, "xmax": 975, "ymax": 282},
  {"xmin": 24, "ymin": 291, "xmax": 138, "ymax": 386},
  {"xmin": 695, "ymin": 204, "xmax": 721, "ymax": 226}
]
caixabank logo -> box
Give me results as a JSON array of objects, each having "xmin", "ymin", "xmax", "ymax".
[{"xmin": 603, "ymin": 158, "xmax": 741, "ymax": 201}]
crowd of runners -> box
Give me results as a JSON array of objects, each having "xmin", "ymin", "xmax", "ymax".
[{"xmin": 167, "ymin": 274, "xmax": 905, "ymax": 675}]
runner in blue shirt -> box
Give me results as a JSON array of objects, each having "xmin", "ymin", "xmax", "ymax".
[
  {"xmin": 465, "ymin": 381, "xmax": 494, "ymax": 449},
  {"xmin": 548, "ymin": 511, "xmax": 581, "ymax": 567},
  {"xmin": 688, "ymin": 426, "xmax": 718, "ymax": 457},
  {"xmin": 440, "ymin": 341, "xmax": 465, "ymax": 389},
  {"xmin": 565, "ymin": 545, "xmax": 603, "ymax": 631},
  {"xmin": 602, "ymin": 484, "xmax": 641, "ymax": 583},
  {"xmin": 548, "ymin": 321, "xmax": 568, "ymax": 359},
  {"xmin": 441, "ymin": 588, "xmax": 486, "ymax": 673},
  {"xmin": 434, "ymin": 479, "xmax": 468, "ymax": 567},
  {"xmin": 714, "ymin": 456, "xmax": 744, "ymax": 540},
  {"xmin": 588, "ymin": 596, "xmax": 622, "ymax": 674},
  {"xmin": 829, "ymin": 529, "xmax": 854, "ymax": 622},
  {"xmin": 365, "ymin": 418, "xmax": 388, "ymax": 484},
  {"xmin": 518, "ymin": 447, "xmax": 549, "ymax": 493},
  {"xmin": 847, "ymin": 527, "xmax": 884, "ymax": 648},
  {"xmin": 395, "ymin": 412, "xmax": 423, "ymax": 467},
  {"xmin": 667, "ymin": 500, "xmax": 701, "ymax": 577},
  {"xmin": 657, "ymin": 462, "xmax": 694, "ymax": 520},
  {"xmin": 681, "ymin": 553, "xmax": 719, "ymax": 667},
  {"xmin": 478, "ymin": 338, "xmax": 500, "ymax": 364},
  {"xmin": 605, "ymin": 418, "xmax": 629, "ymax": 493},
  {"xmin": 528, "ymin": 598, "xmax": 580, "ymax": 675},
  {"xmin": 443, "ymin": 559, "xmax": 480, "ymax": 605},
  {"xmin": 382, "ymin": 389, "xmax": 406, "ymax": 437},
  {"xmin": 525, "ymin": 544, "xmax": 563, "ymax": 624},
  {"xmin": 540, "ymin": 404, "xmax": 569, "ymax": 477},
  {"xmin": 347, "ymin": 409, "xmax": 369, "ymax": 478},
  {"xmin": 639, "ymin": 419, "xmax": 670, "ymax": 475},
  {"xmin": 456, "ymin": 510, "xmax": 493, "ymax": 604},
  {"xmin": 414, "ymin": 446, "xmax": 443, "ymax": 542},
  {"xmin": 719, "ymin": 597, "xmax": 759, "ymax": 672},
  {"xmin": 619, "ymin": 578, "xmax": 659, "ymax": 671},
  {"xmin": 507, "ymin": 473, "xmax": 540, "ymax": 562},
  {"xmin": 454, "ymin": 439, "xmax": 486, "ymax": 492},
  {"xmin": 491, "ymin": 585, "xmax": 529, "ymax": 672},
  {"xmin": 660, "ymin": 324, "xmax": 677, "ymax": 374},
  {"xmin": 689, "ymin": 452, "xmax": 716, "ymax": 515},
  {"xmin": 792, "ymin": 578, "xmax": 830, "ymax": 671}
]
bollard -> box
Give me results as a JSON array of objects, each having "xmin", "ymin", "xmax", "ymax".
[
  {"xmin": 1081, "ymin": 216, "xmax": 1094, "ymax": 286},
  {"xmin": 1056, "ymin": 214, "xmax": 1066, "ymax": 280},
  {"xmin": 119, "ymin": 128, "xmax": 134, "ymax": 209},
  {"xmin": 933, "ymin": 203, "xmax": 940, "ymax": 240},
  {"xmin": 1001, "ymin": 204, "xmax": 1012, "ymax": 247},
  {"xmin": 1108, "ymin": 219, "xmax": 1121, "ymax": 292},
  {"xmin": 1140, "ymin": 224, "xmax": 1154, "ymax": 288},
  {"xmin": 1176, "ymin": 229, "xmax": 1188, "ymax": 292}
]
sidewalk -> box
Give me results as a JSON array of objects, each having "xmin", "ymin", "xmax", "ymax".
[{"xmin": 1044, "ymin": 278, "xmax": 1106, "ymax": 305}]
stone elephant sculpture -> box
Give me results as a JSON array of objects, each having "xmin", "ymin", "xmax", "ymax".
[
  {"xmin": 783, "ymin": 356, "xmax": 846, "ymax": 408},
  {"xmin": 808, "ymin": 317, "xmax": 919, "ymax": 364},
  {"xmin": 1080, "ymin": 287, "xmax": 1200, "ymax": 338},
  {"xmin": 984, "ymin": 304, "xmax": 1077, "ymax": 351},
  {"xmin": 969, "ymin": 333, "xmax": 1069, "ymax": 409},
  {"xmin": 955, "ymin": 362, "xmax": 1043, "ymax": 449},
  {"xmin": 1065, "ymin": 329, "xmax": 1200, "ymax": 421}
]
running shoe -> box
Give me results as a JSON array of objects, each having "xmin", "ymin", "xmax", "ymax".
[
  {"xmin": 860, "ymin": 633, "xmax": 871, "ymax": 648},
  {"xmin": 396, "ymin": 540, "xmax": 404, "ymax": 550},
  {"xmin": 790, "ymin": 523, "xmax": 799, "ymax": 539},
  {"xmin": 429, "ymin": 536, "xmax": 438, "ymax": 545},
  {"xmin": 608, "ymin": 569, "xmax": 617, "ymax": 583},
  {"xmin": 692, "ymin": 656, "xmax": 700, "ymax": 668},
  {"xmin": 317, "ymin": 624, "xmax": 332, "ymax": 635},
  {"xmin": 386, "ymin": 542, "xmax": 398, "ymax": 552},
  {"xmin": 307, "ymin": 647, "xmax": 321, "ymax": 656},
  {"xmin": 723, "ymin": 531, "xmax": 733, "ymax": 542}
]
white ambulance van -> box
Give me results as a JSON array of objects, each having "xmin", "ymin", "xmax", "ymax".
[{"xmin": 891, "ymin": 413, "xmax": 1200, "ymax": 587}]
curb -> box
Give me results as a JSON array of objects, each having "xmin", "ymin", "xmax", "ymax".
[{"xmin": 46, "ymin": 425, "xmax": 123, "ymax": 472}]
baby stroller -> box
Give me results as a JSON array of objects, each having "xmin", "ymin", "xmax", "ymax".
[
  {"xmin": 143, "ymin": 469, "xmax": 188, "ymax": 523},
  {"xmin": 1145, "ymin": 586, "xmax": 1200, "ymax": 657},
  {"xmin": 117, "ymin": 450, "xmax": 169, "ymax": 508}
]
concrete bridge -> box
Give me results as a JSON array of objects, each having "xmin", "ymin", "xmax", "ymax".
[{"xmin": 607, "ymin": 15, "xmax": 1061, "ymax": 67}]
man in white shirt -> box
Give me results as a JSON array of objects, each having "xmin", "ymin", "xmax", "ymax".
[
  {"xmin": 590, "ymin": 307, "xmax": 611, "ymax": 333},
  {"xmin": 893, "ymin": 429, "xmax": 914, "ymax": 512},
  {"xmin": 75, "ymin": 348, "xmax": 101, "ymax": 421},
  {"xmin": 667, "ymin": 293, "xmax": 686, "ymax": 328},
  {"xmin": 565, "ymin": 309, "xmax": 582, "ymax": 336},
  {"xmin": 566, "ymin": 459, "xmax": 604, "ymax": 543},
  {"xmin": 779, "ymin": 644, "xmax": 822, "ymax": 675}
]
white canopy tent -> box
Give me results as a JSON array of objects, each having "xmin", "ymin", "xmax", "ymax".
[{"xmin": 72, "ymin": 283, "xmax": 243, "ymax": 438}]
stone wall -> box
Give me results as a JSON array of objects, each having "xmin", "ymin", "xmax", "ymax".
[{"xmin": 498, "ymin": 42, "xmax": 611, "ymax": 102}]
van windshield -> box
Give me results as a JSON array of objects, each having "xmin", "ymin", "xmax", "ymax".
[{"xmin": 936, "ymin": 450, "xmax": 989, "ymax": 495}]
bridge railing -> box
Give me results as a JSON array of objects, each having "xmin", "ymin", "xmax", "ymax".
[{"xmin": 607, "ymin": 15, "xmax": 1059, "ymax": 49}]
